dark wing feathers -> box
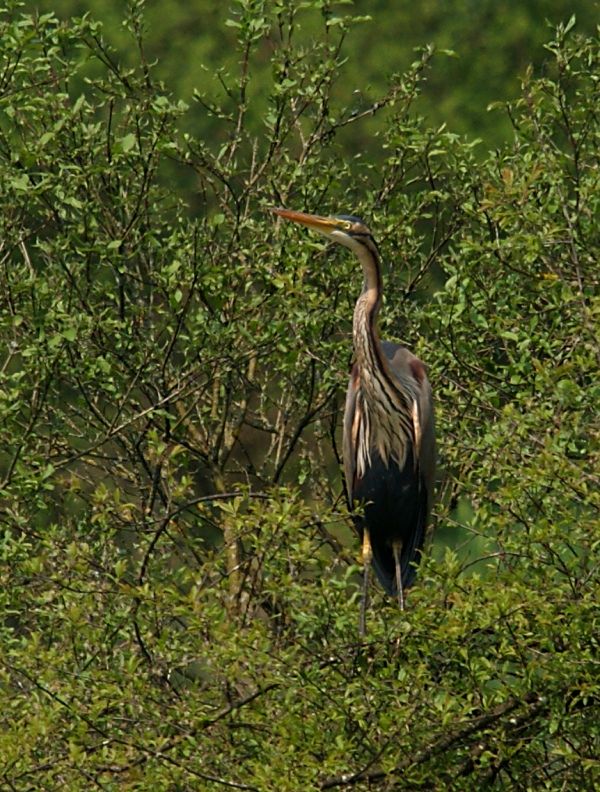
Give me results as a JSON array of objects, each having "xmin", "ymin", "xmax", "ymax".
[{"xmin": 353, "ymin": 447, "xmax": 429, "ymax": 595}]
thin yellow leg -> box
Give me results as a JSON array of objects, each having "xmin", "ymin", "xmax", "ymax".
[
  {"xmin": 359, "ymin": 528, "xmax": 373, "ymax": 638},
  {"xmin": 392, "ymin": 540, "xmax": 404, "ymax": 611}
]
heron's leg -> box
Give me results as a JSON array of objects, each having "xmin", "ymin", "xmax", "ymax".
[
  {"xmin": 392, "ymin": 540, "xmax": 404, "ymax": 611},
  {"xmin": 359, "ymin": 528, "xmax": 373, "ymax": 638}
]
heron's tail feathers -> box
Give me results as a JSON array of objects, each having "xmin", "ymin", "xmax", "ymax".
[{"xmin": 370, "ymin": 530, "xmax": 423, "ymax": 598}]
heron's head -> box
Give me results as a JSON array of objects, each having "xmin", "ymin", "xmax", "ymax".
[{"xmin": 270, "ymin": 207, "xmax": 374, "ymax": 254}]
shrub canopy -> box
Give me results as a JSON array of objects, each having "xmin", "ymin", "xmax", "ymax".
[{"xmin": 0, "ymin": 3, "xmax": 598, "ymax": 789}]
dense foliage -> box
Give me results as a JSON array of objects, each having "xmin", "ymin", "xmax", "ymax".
[
  {"xmin": 38, "ymin": 0, "xmax": 600, "ymax": 149},
  {"xmin": 1, "ymin": 2, "xmax": 598, "ymax": 789}
]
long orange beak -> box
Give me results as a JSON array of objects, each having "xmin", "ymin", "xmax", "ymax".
[{"xmin": 270, "ymin": 207, "xmax": 339, "ymax": 234}]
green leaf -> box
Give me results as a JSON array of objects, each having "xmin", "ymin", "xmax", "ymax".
[{"xmin": 118, "ymin": 133, "xmax": 136, "ymax": 152}]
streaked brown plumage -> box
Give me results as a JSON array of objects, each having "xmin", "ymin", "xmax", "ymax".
[{"xmin": 271, "ymin": 207, "xmax": 435, "ymax": 631}]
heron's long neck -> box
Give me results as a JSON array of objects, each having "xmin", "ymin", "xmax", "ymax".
[
  {"xmin": 352, "ymin": 244, "xmax": 383, "ymax": 373},
  {"xmin": 352, "ymin": 243, "xmax": 415, "ymax": 471}
]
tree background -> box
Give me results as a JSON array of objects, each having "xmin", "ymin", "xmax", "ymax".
[{"xmin": 1, "ymin": 1, "xmax": 598, "ymax": 789}]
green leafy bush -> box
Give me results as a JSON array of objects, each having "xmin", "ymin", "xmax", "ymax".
[{"xmin": 1, "ymin": 4, "xmax": 598, "ymax": 789}]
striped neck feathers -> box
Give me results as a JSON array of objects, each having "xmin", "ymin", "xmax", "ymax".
[{"xmin": 351, "ymin": 243, "xmax": 417, "ymax": 475}]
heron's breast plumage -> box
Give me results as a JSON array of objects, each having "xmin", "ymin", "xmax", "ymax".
[{"xmin": 353, "ymin": 376, "xmax": 416, "ymax": 480}]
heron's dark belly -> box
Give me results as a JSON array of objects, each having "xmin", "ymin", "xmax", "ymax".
[{"xmin": 353, "ymin": 448, "xmax": 422, "ymax": 547}]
